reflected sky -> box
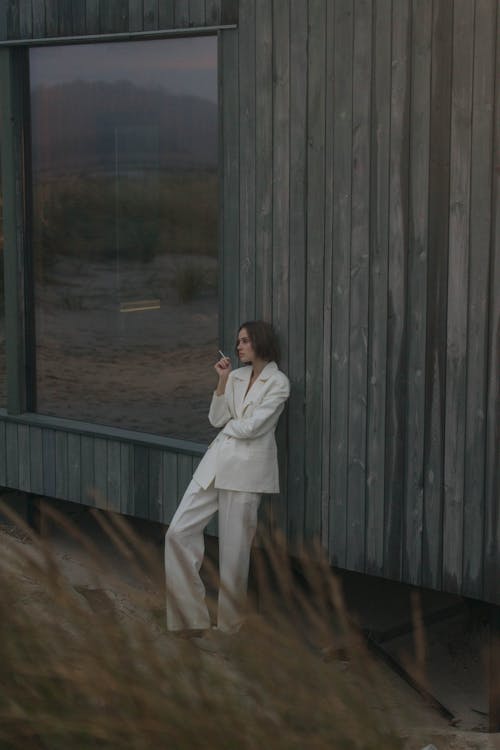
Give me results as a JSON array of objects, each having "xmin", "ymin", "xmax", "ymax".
[{"xmin": 30, "ymin": 35, "xmax": 217, "ymax": 103}]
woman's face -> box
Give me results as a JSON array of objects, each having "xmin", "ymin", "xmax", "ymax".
[{"xmin": 236, "ymin": 328, "xmax": 255, "ymax": 364}]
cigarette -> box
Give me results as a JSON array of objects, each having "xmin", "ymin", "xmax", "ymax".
[{"xmin": 218, "ymin": 349, "xmax": 227, "ymax": 359}]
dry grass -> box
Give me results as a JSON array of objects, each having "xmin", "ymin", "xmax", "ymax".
[{"xmin": 0, "ymin": 502, "xmax": 405, "ymax": 750}]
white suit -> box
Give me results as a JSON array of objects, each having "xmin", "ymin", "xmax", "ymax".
[{"xmin": 165, "ymin": 361, "xmax": 290, "ymax": 633}]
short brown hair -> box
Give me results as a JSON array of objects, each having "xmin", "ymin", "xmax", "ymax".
[{"xmin": 236, "ymin": 321, "xmax": 281, "ymax": 363}]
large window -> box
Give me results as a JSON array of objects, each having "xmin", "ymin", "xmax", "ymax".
[{"xmin": 30, "ymin": 36, "xmax": 218, "ymax": 441}]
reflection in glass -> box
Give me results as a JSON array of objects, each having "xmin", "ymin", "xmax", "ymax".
[{"xmin": 30, "ymin": 37, "xmax": 218, "ymax": 440}]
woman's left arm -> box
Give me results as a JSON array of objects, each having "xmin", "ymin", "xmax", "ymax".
[{"xmin": 221, "ymin": 377, "xmax": 290, "ymax": 440}]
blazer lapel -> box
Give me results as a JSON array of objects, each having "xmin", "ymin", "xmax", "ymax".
[
  {"xmin": 241, "ymin": 361, "xmax": 278, "ymax": 413},
  {"xmin": 232, "ymin": 367, "xmax": 252, "ymax": 417}
]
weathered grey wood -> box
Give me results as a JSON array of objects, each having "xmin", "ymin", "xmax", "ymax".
[
  {"xmin": 42, "ymin": 428, "xmax": 56, "ymax": 497},
  {"xmin": 6, "ymin": 0, "xmax": 20, "ymax": 39},
  {"xmin": 143, "ymin": 0, "xmax": 158, "ymax": 30},
  {"xmin": 383, "ymin": 0, "xmax": 410, "ymax": 581},
  {"xmin": 31, "ymin": 1, "xmax": 45, "ymax": 37},
  {"xmin": 128, "ymin": 0, "xmax": 143, "ymax": 31},
  {"xmin": 120, "ymin": 442, "xmax": 134, "ymax": 516},
  {"xmin": 346, "ymin": 0, "xmax": 371, "ymax": 571},
  {"xmin": 220, "ymin": 29, "xmax": 239, "ymax": 352},
  {"xmin": 0, "ymin": 3, "xmax": 7, "ymax": 40},
  {"xmin": 189, "ymin": 0, "xmax": 205, "ymax": 27},
  {"xmin": 442, "ymin": 0, "xmax": 474, "ymax": 595},
  {"xmin": 462, "ymin": 0, "xmax": 496, "ymax": 599},
  {"xmin": 148, "ymin": 448, "xmax": 163, "ymax": 522},
  {"xmin": 238, "ymin": 0, "xmax": 256, "ymax": 323},
  {"xmin": 29, "ymin": 426, "xmax": 43, "ymax": 495},
  {"xmin": 44, "ymin": 0, "xmax": 58, "ymax": 35},
  {"xmin": 162, "ymin": 450, "xmax": 178, "ymax": 523},
  {"xmin": 159, "ymin": 0, "xmax": 174, "ymax": 28},
  {"xmin": 5, "ymin": 422, "xmax": 18, "ymax": 487},
  {"xmin": 286, "ymin": 0, "xmax": 307, "ymax": 552},
  {"xmin": 304, "ymin": 0, "xmax": 325, "ymax": 545},
  {"xmin": 177, "ymin": 452, "xmax": 193, "ymax": 498},
  {"xmin": 81, "ymin": 435, "xmax": 95, "ymax": 506},
  {"xmin": 100, "ymin": 0, "xmax": 128, "ymax": 34},
  {"xmin": 422, "ymin": 0, "xmax": 453, "ymax": 592},
  {"xmin": 0, "ymin": 421, "xmax": 7, "ymax": 485},
  {"xmin": 365, "ymin": 0, "xmax": 391, "ymax": 575},
  {"xmin": 329, "ymin": 0, "xmax": 353, "ymax": 567},
  {"xmin": 174, "ymin": 0, "xmax": 189, "ymax": 27},
  {"xmin": 58, "ymin": 0, "xmax": 73, "ymax": 35},
  {"xmin": 205, "ymin": 0, "xmax": 220, "ymax": 26},
  {"xmin": 254, "ymin": 0, "xmax": 272, "ymax": 322},
  {"xmin": 18, "ymin": 424, "xmax": 30, "ymax": 492},
  {"xmin": 19, "ymin": 0, "xmax": 32, "ymax": 38},
  {"xmin": 0, "ymin": 49, "xmax": 28, "ymax": 416},
  {"xmin": 85, "ymin": 0, "xmax": 100, "ymax": 34},
  {"xmin": 93, "ymin": 437, "xmax": 107, "ymax": 509},
  {"xmin": 71, "ymin": 0, "xmax": 87, "ymax": 34},
  {"xmin": 403, "ymin": 0, "xmax": 432, "ymax": 585},
  {"xmin": 133, "ymin": 444, "xmax": 149, "ymax": 518},
  {"xmin": 483, "ymin": 0, "xmax": 500, "ymax": 606},
  {"xmin": 67, "ymin": 432, "xmax": 81, "ymax": 503},
  {"xmin": 55, "ymin": 430, "xmax": 68, "ymax": 499},
  {"xmin": 107, "ymin": 440, "xmax": 121, "ymax": 512}
]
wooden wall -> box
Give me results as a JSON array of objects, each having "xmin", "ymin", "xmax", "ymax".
[
  {"xmin": 219, "ymin": 0, "xmax": 499, "ymax": 605},
  {"xmin": 0, "ymin": 0, "xmax": 237, "ymax": 38},
  {"xmin": 0, "ymin": 0, "xmax": 498, "ymax": 606}
]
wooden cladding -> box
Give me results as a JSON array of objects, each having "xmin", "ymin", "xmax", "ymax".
[
  {"xmin": 219, "ymin": 0, "xmax": 499, "ymax": 604},
  {"xmin": 0, "ymin": 0, "xmax": 237, "ymax": 40}
]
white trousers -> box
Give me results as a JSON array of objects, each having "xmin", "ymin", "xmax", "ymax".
[{"xmin": 164, "ymin": 479, "xmax": 261, "ymax": 633}]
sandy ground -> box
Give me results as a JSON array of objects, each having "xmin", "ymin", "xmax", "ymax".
[{"xmin": 1, "ymin": 498, "xmax": 499, "ymax": 750}]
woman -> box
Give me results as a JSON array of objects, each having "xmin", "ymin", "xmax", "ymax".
[{"xmin": 165, "ymin": 320, "xmax": 290, "ymax": 638}]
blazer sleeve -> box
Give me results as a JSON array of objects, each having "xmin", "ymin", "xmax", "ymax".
[
  {"xmin": 221, "ymin": 376, "xmax": 290, "ymax": 440},
  {"xmin": 208, "ymin": 391, "xmax": 232, "ymax": 428}
]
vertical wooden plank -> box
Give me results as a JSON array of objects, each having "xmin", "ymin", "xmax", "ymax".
[
  {"xmin": 81, "ymin": 435, "xmax": 95, "ymax": 506},
  {"xmin": 149, "ymin": 447, "xmax": 163, "ymax": 522},
  {"xmin": 205, "ymin": 0, "xmax": 220, "ymax": 26},
  {"xmin": 304, "ymin": 0, "xmax": 325, "ymax": 545},
  {"xmin": 189, "ymin": 0, "xmax": 205, "ymax": 26},
  {"xmin": 254, "ymin": 0, "xmax": 273, "ymax": 321},
  {"xmin": 220, "ymin": 29, "xmax": 239, "ymax": 352},
  {"xmin": 5, "ymin": 422, "xmax": 18, "ymax": 487},
  {"xmin": 330, "ymin": 0, "xmax": 353, "ymax": 567},
  {"xmin": 177, "ymin": 453, "xmax": 193, "ymax": 498},
  {"xmin": 129, "ymin": 0, "xmax": 144, "ymax": 31},
  {"xmin": 120, "ymin": 442, "xmax": 134, "ymax": 516},
  {"xmin": 174, "ymin": 0, "xmax": 189, "ymax": 27},
  {"xmin": 107, "ymin": 441, "xmax": 121, "ymax": 512},
  {"xmin": 238, "ymin": 0, "xmax": 256, "ymax": 322},
  {"xmin": 100, "ymin": 0, "xmax": 128, "ymax": 33},
  {"xmin": 442, "ymin": 0, "xmax": 475, "ymax": 595},
  {"xmin": 44, "ymin": 0, "xmax": 58, "ymax": 35},
  {"xmin": 383, "ymin": 0, "xmax": 410, "ymax": 581},
  {"xmin": 366, "ymin": 0, "xmax": 391, "ymax": 576},
  {"xmin": 71, "ymin": 0, "xmax": 87, "ymax": 34},
  {"xmin": 0, "ymin": 3, "xmax": 7, "ymax": 40},
  {"xmin": 346, "ymin": 0, "xmax": 372, "ymax": 571},
  {"xmin": 93, "ymin": 437, "xmax": 107, "ymax": 509},
  {"xmin": 159, "ymin": 0, "xmax": 174, "ymax": 27},
  {"xmin": 220, "ymin": 0, "xmax": 237, "ymax": 25},
  {"xmin": 162, "ymin": 450, "xmax": 178, "ymax": 523},
  {"xmin": 403, "ymin": 0, "xmax": 432, "ymax": 585},
  {"xmin": 143, "ymin": 0, "xmax": 158, "ymax": 30},
  {"xmin": 0, "ymin": 422, "xmax": 7, "ymax": 486},
  {"xmin": 85, "ymin": 0, "xmax": 100, "ymax": 34},
  {"xmin": 462, "ymin": 0, "xmax": 496, "ymax": 599},
  {"xmin": 58, "ymin": 0, "xmax": 74, "ymax": 35},
  {"xmin": 422, "ymin": 0, "xmax": 453, "ymax": 592},
  {"xmin": 287, "ymin": 0, "xmax": 307, "ymax": 552},
  {"xmin": 19, "ymin": 0, "xmax": 33, "ymax": 37},
  {"xmin": 6, "ymin": 0, "xmax": 20, "ymax": 39},
  {"xmin": 29, "ymin": 426, "xmax": 43, "ymax": 495},
  {"xmin": 483, "ymin": 1, "xmax": 500, "ymax": 605},
  {"xmin": 67, "ymin": 433, "xmax": 81, "ymax": 503},
  {"xmin": 271, "ymin": 0, "xmax": 290, "ymax": 537},
  {"xmin": 55, "ymin": 430, "xmax": 68, "ymax": 500},
  {"xmin": 18, "ymin": 424, "xmax": 30, "ymax": 492},
  {"xmin": 133, "ymin": 444, "xmax": 149, "ymax": 518},
  {"xmin": 32, "ymin": 1, "xmax": 45, "ymax": 37},
  {"xmin": 42, "ymin": 428, "xmax": 56, "ymax": 497}
]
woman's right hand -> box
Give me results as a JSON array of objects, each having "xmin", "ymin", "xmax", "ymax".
[{"xmin": 214, "ymin": 356, "xmax": 232, "ymax": 394}]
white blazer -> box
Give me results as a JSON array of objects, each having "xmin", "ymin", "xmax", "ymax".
[{"xmin": 192, "ymin": 361, "xmax": 290, "ymax": 494}]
